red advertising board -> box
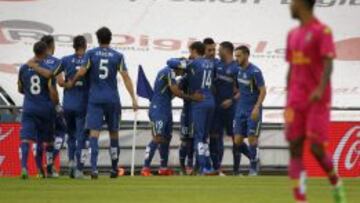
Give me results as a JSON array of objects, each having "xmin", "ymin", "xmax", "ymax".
[
  {"xmin": 304, "ymin": 122, "xmax": 360, "ymax": 177},
  {"xmin": 0, "ymin": 123, "xmax": 60, "ymax": 177}
]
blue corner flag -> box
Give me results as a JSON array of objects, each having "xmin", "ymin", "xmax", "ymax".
[{"xmin": 136, "ymin": 65, "xmax": 153, "ymax": 101}]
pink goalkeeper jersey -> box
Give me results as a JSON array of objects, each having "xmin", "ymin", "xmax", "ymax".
[{"xmin": 286, "ymin": 18, "xmax": 336, "ymax": 108}]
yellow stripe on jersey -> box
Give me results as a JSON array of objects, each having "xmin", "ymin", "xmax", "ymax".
[
  {"xmin": 85, "ymin": 59, "xmax": 91, "ymax": 70},
  {"xmin": 53, "ymin": 63, "xmax": 62, "ymax": 76},
  {"xmin": 118, "ymin": 58, "xmax": 125, "ymax": 72}
]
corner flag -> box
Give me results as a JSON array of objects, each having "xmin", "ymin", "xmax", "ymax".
[{"xmin": 136, "ymin": 65, "xmax": 153, "ymax": 101}]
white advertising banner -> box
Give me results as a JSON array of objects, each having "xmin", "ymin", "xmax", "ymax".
[{"xmin": 0, "ymin": 0, "xmax": 359, "ymax": 122}]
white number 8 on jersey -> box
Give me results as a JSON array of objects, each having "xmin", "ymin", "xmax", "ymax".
[{"xmin": 30, "ymin": 75, "xmax": 41, "ymax": 95}]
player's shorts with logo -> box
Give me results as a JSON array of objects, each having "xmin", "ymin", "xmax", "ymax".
[
  {"xmin": 86, "ymin": 102, "xmax": 121, "ymax": 131},
  {"xmin": 285, "ymin": 102, "xmax": 330, "ymax": 144},
  {"xmin": 233, "ymin": 107, "xmax": 262, "ymax": 137},
  {"xmin": 149, "ymin": 111, "xmax": 173, "ymax": 138}
]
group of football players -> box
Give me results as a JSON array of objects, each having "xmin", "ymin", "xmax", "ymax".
[
  {"xmin": 140, "ymin": 39, "xmax": 266, "ymax": 177},
  {"xmin": 17, "ymin": 26, "xmax": 266, "ymax": 179}
]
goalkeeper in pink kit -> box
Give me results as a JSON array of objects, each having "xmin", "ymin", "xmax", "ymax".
[{"xmin": 285, "ymin": 0, "xmax": 347, "ymax": 203}]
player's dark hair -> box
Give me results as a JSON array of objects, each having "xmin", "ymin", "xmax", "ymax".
[
  {"xmin": 40, "ymin": 35, "xmax": 54, "ymax": 47},
  {"xmin": 303, "ymin": 0, "xmax": 316, "ymax": 9},
  {"xmin": 96, "ymin": 27, "xmax": 112, "ymax": 45},
  {"xmin": 73, "ymin": 35, "xmax": 87, "ymax": 51},
  {"xmin": 189, "ymin": 41, "xmax": 205, "ymax": 55},
  {"xmin": 220, "ymin": 41, "xmax": 234, "ymax": 53},
  {"xmin": 33, "ymin": 41, "xmax": 48, "ymax": 56},
  {"xmin": 235, "ymin": 45, "xmax": 250, "ymax": 55},
  {"xmin": 203, "ymin": 37, "xmax": 215, "ymax": 45}
]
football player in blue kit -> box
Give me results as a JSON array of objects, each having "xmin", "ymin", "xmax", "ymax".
[
  {"xmin": 233, "ymin": 46, "xmax": 266, "ymax": 176},
  {"xmin": 213, "ymin": 41, "xmax": 251, "ymax": 175},
  {"xmin": 187, "ymin": 41, "xmax": 218, "ymax": 175},
  {"xmin": 65, "ymin": 27, "xmax": 138, "ymax": 179},
  {"xmin": 18, "ymin": 41, "xmax": 59, "ymax": 179},
  {"xmin": 141, "ymin": 58, "xmax": 195, "ymax": 176},
  {"xmin": 54, "ymin": 35, "xmax": 89, "ymax": 179}
]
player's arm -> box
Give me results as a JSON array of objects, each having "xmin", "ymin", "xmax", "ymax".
[
  {"xmin": 64, "ymin": 56, "xmax": 89, "ymax": 89},
  {"xmin": 251, "ymin": 70, "xmax": 266, "ymax": 120},
  {"xmin": 26, "ymin": 58, "xmax": 53, "ymax": 79},
  {"xmin": 17, "ymin": 69, "xmax": 24, "ymax": 94},
  {"xmin": 48, "ymin": 77, "xmax": 60, "ymax": 105},
  {"xmin": 118, "ymin": 56, "xmax": 138, "ymax": 111},
  {"xmin": 309, "ymin": 27, "xmax": 336, "ymax": 102},
  {"xmin": 55, "ymin": 59, "xmax": 65, "ymax": 87}
]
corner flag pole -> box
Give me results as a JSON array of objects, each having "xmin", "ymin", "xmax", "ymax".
[{"xmin": 130, "ymin": 105, "xmax": 138, "ymax": 176}]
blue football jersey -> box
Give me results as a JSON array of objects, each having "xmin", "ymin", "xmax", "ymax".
[
  {"xmin": 213, "ymin": 60, "xmax": 239, "ymax": 104},
  {"xmin": 19, "ymin": 61, "xmax": 55, "ymax": 114},
  {"xmin": 236, "ymin": 63, "xmax": 265, "ymax": 110},
  {"xmin": 59, "ymin": 54, "xmax": 88, "ymax": 111},
  {"xmin": 44, "ymin": 55, "xmax": 62, "ymax": 72},
  {"xmin": 186, "ymin": 57, "xmax": 215, "ymax": 106},
  {"xmin": 82, "ymin": 47, "xmax": 127, "ymax": 104},
  {"xmin": 149, "ymin": 67, "xmax": 176, "ymax": 115}
]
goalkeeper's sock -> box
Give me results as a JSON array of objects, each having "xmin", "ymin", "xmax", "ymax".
[
  {"xmin": 144, "ymin": 140, "xmax": 157, "ymax": 168},
  {"xmin": 109, "ymin": 138, "xmax": 120, "ymax": 172},
  {"xmin": 89, "ymin": 137, "xmax": 99, "ymax": 173}
]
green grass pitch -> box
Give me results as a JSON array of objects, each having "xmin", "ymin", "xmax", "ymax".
[{"xmin": 0, "ymin": 176, "xmax": 358, "ymax": 203}]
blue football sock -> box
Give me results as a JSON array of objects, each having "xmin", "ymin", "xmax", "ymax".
[
  {"xmin": 20, "ymin": 142, "xmax": 30, "ymax": 170},
  {"xmin": 144, "ymin": 140, "xmax": 158, "ymax": 168},
  {"xmin": 209, "ymin": 137, "xmax": 219, "ymax": 170},
  {"xmin": 35, "ymin": 143, "xmax": 43, "ymax": 172},
  {"xmin": 109, "ymin": 138, "xmax": 120, "ymax": 172},
  {"xmin": 249, "ymin": 144, "xmax": 258, "ymax": 171},
  {"xmin": 186, "ymin": 139, "xmax": 194, "ymax": 168},
  {"xmin": 89, "ymin": 137, "xmax": 99, "ymax": 173},
  {"xmin": 66, "ymin": 135, "xmax": 76, "ymax": 162},
  {"xmin": 75, "ymin": 137, "xmax": 86, "ymax": 171},
  {"xmin": 159, "ymin": 142, "xmax": 170, "ymax": 168},
  {"xmin": 179, "ymin": 142, "xmax": 187, "ymax": 169},
  {"xmin": 239, "ymin": 142, "xmax": 250, "ymax": 160},
  {"xmin": 218, "ymin": 138, "xmax": 224, "ymax": 166},
  {"xmin": 233, "ymin": 144, "xmax": 241, "ymax": 174}
]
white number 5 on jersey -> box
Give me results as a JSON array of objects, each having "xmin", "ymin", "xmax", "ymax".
[{"xmin": 99, "ymin": 59, "xmax": 109, "ymax": 79}]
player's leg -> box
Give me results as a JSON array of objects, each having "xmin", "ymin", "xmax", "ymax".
[
  {"xmin": 307, "ymin": 106, "xmax": 346, "ymax": 203},
  {"xmin": 158, "ymin": 116, "xmax": 173, "ymax": 176},
  {"xmin": 141, "ymin": 115, "xmax": 162, "ymax": 176},
  {"xmin": 52, "ymin": 113, "xmax": 67, "ymax": 177},
  {"xmin": 285, "ymin": 107, "xmax": 307, "ymax": 203},
  {"xmin": 209, "ymin": 109, "xmax": 221, "ymax": 171},
  {"xmin": 19, "ymin": 112, "xmax": 36, "ymax": 179},
  {"xmin": 179, "ymin": 111, "xmax": 188, "ymax": 174},
  {"xmin": 247, "ymin": 109, "xmax": 262, "ymax": 176},
  {"xmin": 186, "ymin": 138, "xmax": 194, "ymax": 174},
  {"xmin": 104, "ymin": 103, "xmax": 121, "ymax": 178},
  {"xmin": 74, "ymin": 111, "xmax": 87, "ymax": 178},
  {"xmin": 192, "ymin": 107, "xmax": 212, "ymax": 174},
  {"xmin": 64, "ymin": 111, "xmax": 76, "ymax": 177},
  {"xmin": 34, "ymin": 141, "xmax": 45, "ymax": 178},
  {"xmin": 233, "ymin": 113, "xmax": 247, "ymax": 175},
  {"xmin": 42, "ymin": 113, "xmax": 56, "ymax": 178},
  {"xmin": 86, "ymin": 103, "xmax": 104, "ymax": 179}
]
